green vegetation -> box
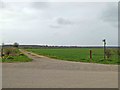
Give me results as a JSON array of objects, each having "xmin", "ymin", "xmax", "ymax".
[
  {"xmin": 0, "ymin": 58, "xmax": 2, "ymax": 62},
  {"xmin": 2, "ymin": 47, "xmax": 32, "ymax": 63},
  {"xmin": 27, "ymin": 48, "xmax": 119, "ymax": 65},
  {"xmin": 2, "ymin": 55, "xmax": 32, "ymax": 63}
]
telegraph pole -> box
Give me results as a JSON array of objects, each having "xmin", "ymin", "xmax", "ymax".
[{"xmin": 102, "ymin": 39, "xmax": 106, "ymax": 60}]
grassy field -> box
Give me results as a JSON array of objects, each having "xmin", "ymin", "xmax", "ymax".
[
  {"xmin": 27, "ymin": 48, "xmax": 119, "ymax": 65},
  {"xmin": 1, "ymin": 47, "xmax": 32, "ymax": 63}
]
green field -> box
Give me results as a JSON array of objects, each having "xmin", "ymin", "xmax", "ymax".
[{"xmin": 27, "ymin": 48, "xmax": 119, "ymax": 65}]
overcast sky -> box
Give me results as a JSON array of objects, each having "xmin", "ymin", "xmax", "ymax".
[{"xmin": 0, "ymin": 1, "xmax": 118, "ymax": 46}]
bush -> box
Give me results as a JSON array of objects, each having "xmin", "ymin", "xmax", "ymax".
[
  {"xmin": 4, "ymin": 48, "xmax": 12, "ymax": 56},
  {"xmin": 19, "ymin": 53, "xmax": 24, "ymax": 56},
  {"xmin": 6, "ymin": 56, "xmax": 14, "ymax": 59},
  {"xmin": 105, "ymin": 49, "xmax": 112, "ymax": 59},
  {"xmin": 118, "ymin": 49, "xmax": 120, "ymax": 56},
  {"xmin": 4, "ymin": 47, "xmax": 19, "ymax": 56},
  {"xmin": 1, "ymin": 54, "xmax": 4, "ymax": 56}
]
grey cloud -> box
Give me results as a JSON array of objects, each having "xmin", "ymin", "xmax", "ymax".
[
  {"xmin": 50, "ymin": 17, "xmax": 73, "ymax": 28},
  {"xmin": 56, "ymin": 17, "xmax": 73, "ymax": 25},
  {"xmin": 118, "ymin": 3, "xmax": 120, "ymax": 22},
  {"xmin": 31, "ymin": 2, "xmax": 49, "ymax": 9},
  {"xmin": 101, "ymin": 3, "xmax": 118, "ymax": 26},
  {"xmin": 0, "ymin": 2, "xmax": 30, "ymax": 9},
  {"xmin": 0, "ymin": 1, "xmax": 6, "ymax": 8},
  {"xmin": 49, "ymin": 25, "xmax": 61, "ymax": 28},
  {"xmin": 0, "ymin": 2, "xmax": 46, "ymax": 10},
  {"xmin": 1, "ymin": 2, "xmax": 118, "ymax": 46}
]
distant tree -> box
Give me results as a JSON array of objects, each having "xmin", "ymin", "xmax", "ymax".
[{"xmin": 13, "ymin": 42, "xmax": 19, "ymax": 48}]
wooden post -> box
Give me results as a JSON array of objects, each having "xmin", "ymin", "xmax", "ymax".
[
  {"xmin": 1, "ymin": 48, "xmax": 3, "ymax": 59},
  {"xmin": 1, "ymin": 43, "xmax": 4, "ymax": 59},
  {"xmin": 90, "ymin": 50, "xmax": 92, "ymax": 62}
]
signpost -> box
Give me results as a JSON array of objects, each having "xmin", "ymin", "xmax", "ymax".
[{"xmin": 102, "ymin": 39, "xmax": 106, "ymax": 60}]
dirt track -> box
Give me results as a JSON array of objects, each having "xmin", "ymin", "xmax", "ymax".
[{"xmin": 2, "ymin": 50, "xmax": 118, "ymax": 88}]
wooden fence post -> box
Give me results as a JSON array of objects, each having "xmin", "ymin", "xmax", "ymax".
[{"xmin": 90, "ymin": 50, "xmax": 92, "ymax": 62}]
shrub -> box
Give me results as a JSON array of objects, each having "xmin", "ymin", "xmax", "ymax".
[
  {"xmin": 118, "ymin": 49, "xmax": 120, "ymax": 56},
  {"xmin": 4, "ymin": 48, "xmax": 12, "ymax": 56},
  {"xmin": 105, "ymin": 49, "xmax": 112, "ymax": 59},
  {"xmin": 1, "ymin": 54, "xmax": 5, "ymax": 56},
  {"xmin": 4, "ymin": 47, "xmax": 19, "ymax": 56},
  {"xmin": 6, "ymin": 56, "xmax": 14, "ymax": 59},
  {"xmin": 19, "ymin": 53, "xmax": 24, "ymax": 56}
]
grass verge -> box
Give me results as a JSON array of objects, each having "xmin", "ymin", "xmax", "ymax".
[
  {"xmin": 1, "ymin": 47, "xmax": 32, "ymax": 63},
  {"xmin": 2, "ymin": 55, "xmax": 32, "ymax": 63}
]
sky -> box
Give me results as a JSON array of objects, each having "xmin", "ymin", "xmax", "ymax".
[{"xmin": 0, "ymin": 1, "xmax": 118, "ymax": 46}]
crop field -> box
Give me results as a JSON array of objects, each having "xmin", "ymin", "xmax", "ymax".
[{"xmin": 27, "ymin": 48, "xmax": 119, "ymax": 65}]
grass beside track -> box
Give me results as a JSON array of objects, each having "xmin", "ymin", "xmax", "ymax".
[
  {"xmin": 2, "ymin": 55, "xmax": 32, "ymax": 63},
  {"xmin": 1, "ymin": 47, "xmax": 32, "ymax": 63},
  {"xmin": 27, "ymin": 48, "xmax": 119, "ymax": 65}
]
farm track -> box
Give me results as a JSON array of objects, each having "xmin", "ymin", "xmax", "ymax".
[
  {"xmin": 2, "ymin": 49, "xmax": 118, "ymax": 88},
  {"xmin": 19, "ymin": 49, "xmax": 118, "ymax": 72}
]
